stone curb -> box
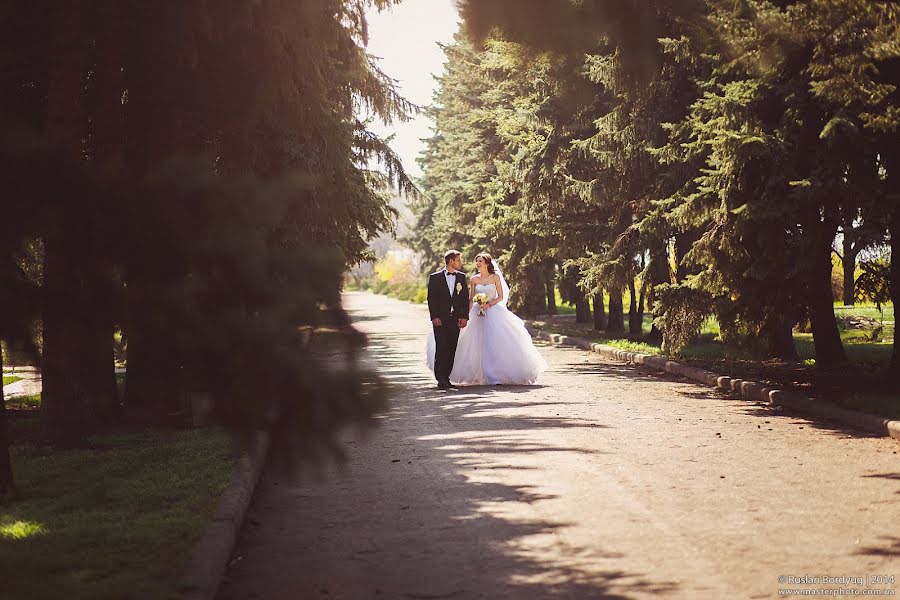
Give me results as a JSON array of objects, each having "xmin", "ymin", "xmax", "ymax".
[
  {"xmin": 179, "ymin": 430, "xmax": 271, "ymax": 600},
  {"xmin": 526, "ymin": 327, "xmax": 900, "ymax": 442}
]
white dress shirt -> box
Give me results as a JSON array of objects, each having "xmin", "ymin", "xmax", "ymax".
[{"xmin": 444, "ymin": 269, "xmax": 456, "ymax": 296}]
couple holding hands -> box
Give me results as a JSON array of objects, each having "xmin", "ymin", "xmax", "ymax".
[{"xmin": 425, "ymin": 250, "xmax": 547, "ymax": 390}]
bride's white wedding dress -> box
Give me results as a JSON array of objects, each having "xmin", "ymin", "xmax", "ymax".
[{"xmin": 426, "ymin": 280, "xmax": 547, "ymax": 385}]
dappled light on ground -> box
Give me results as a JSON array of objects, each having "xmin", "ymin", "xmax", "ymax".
[
  {"xmin": 220, "ymin": 293, "xmax": 900, "ymax": 599},
  {"xmin": 0, "ymin": 519, "xmax": 47, "ymax": 540}
]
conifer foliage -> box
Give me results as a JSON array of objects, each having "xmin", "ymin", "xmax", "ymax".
[
  {"xmin": 414, "ymin": 1, "xmax": 899, "ymax": 372},
  {"xmin": 0, "ymin": 0, "xmax": 412, "ymax": 489}
]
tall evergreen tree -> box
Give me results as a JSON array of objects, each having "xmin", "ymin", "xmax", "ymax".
[
  {"xmin": 411, "ymin": 0, "xmax": 898, "ymax": 377},
  {"xmin": 0, "ymin": 1, "xmax": 414, "ymax": 467}
]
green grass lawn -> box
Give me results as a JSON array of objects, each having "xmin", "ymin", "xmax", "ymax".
[
  {"xmin": 674, "ymin": 332, "xmax": 894, "ymax": 365},
  {"xmin": 3, "ymin": 375, "xmax": 22, "ymax": 386},
  {"xmin": 834, "ymin": 303, "xmax": 894, "ymax": 322},
  {"xmin": 530, "ymin": 302, "xmax": 900, "ymax": 418},
  {"xmin": 0, "ymin": 428, "xmax": 233, "ymax": 600},
  {"xmin": 5, "ymin": 393, "xmax": 40, "ymax": 409},
  {"xmin": 602, "ymin": 338, "xmax": 661, "ymax": 355}
]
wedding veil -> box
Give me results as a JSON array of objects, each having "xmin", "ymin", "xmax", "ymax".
[{"xmin": 494, "ymin": 261, "xmax": 511, "ymax": 308}]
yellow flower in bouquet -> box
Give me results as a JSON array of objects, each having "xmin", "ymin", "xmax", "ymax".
[{"xmin": 473, "ymin": 292, "xmax": 490, "ymax": 316}]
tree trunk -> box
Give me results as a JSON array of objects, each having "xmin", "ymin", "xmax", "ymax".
[
  {"xmin": 0, "ymin": 356, "xmax": 12, "ymax": 493},
  {"xmin": 95, "ymin": 0, "xmax": 126, "ymax": 170},
  {"xmin": 592, "ymin": 292, "xmax": 606, "ymax": 330},
  {"xmin": 83, "ymin": 0, "xmax": 127, "ymax": 422},
  {"xmin": 647, "ymin": 244, "xmax": 669, "ymax": 344},
  {"xmin": 890, "ymin": 210, "xmax": 900, "ymax": 380},
  {"xmin": 881, "ymin": 128, "xmax": 900, "ymax": 379},
  {"xmin": 79, "ymin": 312, "xmax": 117, "ymax": 421},
  {"xmin": 673, "ymin": 230, "xmax": 700, "ymax": 280},
  {"xmin": 841, "ymin": 234, "xmax": 858, "ymax": 306},
  {"xmin": 544, "ymin": 260, "xmax": 557, "ymax": 316},
  {"xmin": 606, "ymin": 286, "xmax": 625, "ymax": 334},
  {"xmin": 45, "ymin": 1, "xmax": 90, "ymax": 143},
  {"xmin": 804, "ymin": 207, "xmax": 847, "ymax": 368},
  {"xmin": 637, "ymin": 287, "xmax": 646, "ymax": 333},
  {"xmin": 120, "ymin": 4, "xmax": 191, "ymax": 415},
  {"xmin": 42, "ymin": 234, "xmax": 91, "ymax": 446},
  {"xmin": 41, "ymin": 0, "xmax": 92, "ymax": 447},
  {"xmin": 767, "ymin": 314, "xmax": 798, "ymax": 362},
  {"xmin": 628, "ymin": 278, "xmax": 642, "ymax": 335},
  {"xmin": 518, "ymin": 266, "xmax": 548, "ymax": 319},
  {"xmin": 574, "ymin": 291, "xmax": 591, "ymax": 324},
  {"xmin": 122, "ymin": 320, "xmax": 182, "ymax": 414}
]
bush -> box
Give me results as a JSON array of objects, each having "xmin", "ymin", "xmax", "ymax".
[
  {"xmin": 370, "ymin": 278, "xmax": 390, "ymax": 295},
  {"xmin": 374, "ymin": 251, "xmax": 418, "ymax": 285},
  {"xmin": 654, "ymin": 285, "xmax": 713, "ymax": 354},
  {"xmin": 359, "ymin": 279, "xmax": 427, "ymax": 303},
  {"xmin": 387, "ymin": 282, "xmax": 425, "ymax": 302},
  {"xmin": 348, "ymin": 274, "xmax": 427, "ymax": 304}
]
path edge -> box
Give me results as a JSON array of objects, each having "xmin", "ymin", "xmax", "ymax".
[
  {"xmin": 178, "ymin": 429, "xmax": 271, "ymax": 600},
  {"xmin": 526, "ymin": 327, "xmax": 900, "ymax": 442}
]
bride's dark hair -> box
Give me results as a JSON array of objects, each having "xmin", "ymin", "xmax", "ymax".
[{"xmin": 475, "ymin": 252, "xmax": 495, "ymax": 274}]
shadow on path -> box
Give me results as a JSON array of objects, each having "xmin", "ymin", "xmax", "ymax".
[{"xmin": 219, "ymin": 305, "xmax": 675, "ymax": 599}]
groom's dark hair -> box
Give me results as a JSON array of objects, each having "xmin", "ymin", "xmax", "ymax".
[{"xmin": 444, "ymin": 250, "xmax": 461, "ymax": 264}]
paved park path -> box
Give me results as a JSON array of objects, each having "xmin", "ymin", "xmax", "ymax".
[
  {"xmin": 218, "ymin": 292, "xmax": 900, "ymax": 599},
  {"xmin": 2, "ymin": 366, "xmax": 41, "ymax": 399}
]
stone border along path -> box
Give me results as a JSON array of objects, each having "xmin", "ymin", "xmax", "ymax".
[
  {"xmin": 178, "ymin": 431, "xmax": 271, "ymax": 600},
  {"xmin": 525, "ymin": 326, "xmax": 900, "ymax": 443}
]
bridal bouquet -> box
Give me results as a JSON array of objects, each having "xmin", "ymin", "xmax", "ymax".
[{"xmin": 473, "ymin": 292, "xmax": 490, "ymax": 316}]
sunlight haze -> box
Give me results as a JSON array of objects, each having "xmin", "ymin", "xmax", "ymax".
[{"xmin": 364, "ymin": 0, "xmax": 460, "ymax": 180}]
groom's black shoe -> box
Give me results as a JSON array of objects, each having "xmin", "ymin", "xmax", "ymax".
[
  {"xmin": 437, "ymin": 380, "xmax": 451, "ymax": 390},
  {"xmin": 446, "ymin": 382, "xmax": 459, "ymax": 390}
]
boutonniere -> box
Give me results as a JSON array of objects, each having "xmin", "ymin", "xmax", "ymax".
[{"xmin": 455, "ymin": 282, "xmax": 463, "ymax": 294}]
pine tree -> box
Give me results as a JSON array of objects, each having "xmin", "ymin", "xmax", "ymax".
[
  {"xmin": 0, "ymin": 1, "xmax": 415, "ymax": 464},
  {"xmin": 414, "ymin": 0, "xmax": 898, "ymax": 377},
  {"xmin": 411, "ymin": 35, "xmax": 499, "ymax": 272}
]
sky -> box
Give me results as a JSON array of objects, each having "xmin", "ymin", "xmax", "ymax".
[{"xmin": 363, "ymin": 0, "xmax": 461, "ymax": 180}]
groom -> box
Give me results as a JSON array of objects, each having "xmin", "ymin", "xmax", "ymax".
[{"xmin": 427, "ymin": 250, "xmax": 468, "ymax": 390}]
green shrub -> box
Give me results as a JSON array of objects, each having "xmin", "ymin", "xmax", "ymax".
[{"xmin": 363, "ymin": 279, "xmax": 427, "ymax": 304}]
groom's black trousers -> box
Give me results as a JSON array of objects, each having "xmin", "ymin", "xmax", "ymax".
[{"xmin": 433, "ymin": 321, "xmax": 461, "ymax": 383}]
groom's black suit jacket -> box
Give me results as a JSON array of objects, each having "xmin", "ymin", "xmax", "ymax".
[{"xmin": 427, "ymin": 269, "xmax": 468, "ymax": 322}]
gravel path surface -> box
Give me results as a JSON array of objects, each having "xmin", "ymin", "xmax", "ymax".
[{"xmin": 219, "ymin": 292, "xmax": 900, "ymax": 600}]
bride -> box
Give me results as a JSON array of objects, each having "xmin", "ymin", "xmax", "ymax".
[{"xmin": 427, "ymin": 253, "xmax": 547, "ymax": 385}]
